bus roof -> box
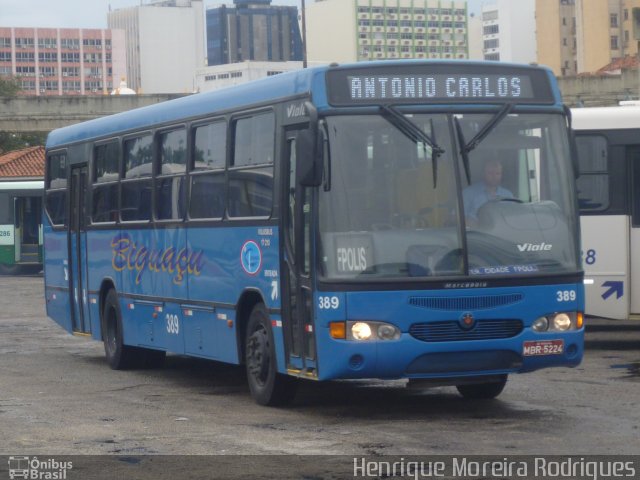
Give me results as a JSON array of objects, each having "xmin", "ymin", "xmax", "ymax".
[
  {"xmin": 571, "ymin": 105, "xmax": 640, "ymax": 130},
  {"xmin": 46, "ymin": 60, "xmax": 560, "ymax": 149}
]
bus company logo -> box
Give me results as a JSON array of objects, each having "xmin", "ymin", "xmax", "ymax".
[
  {"xmin": 240, "ymin": 240, "xmax": 262, "ymax": 275},
  {"xmin": 286, "ymin": 102, "xmax": 306, "ymax": 119},
  {"xmin": 459, "ymin": 312, "xmax": 475, "ymax": 330},
  {"xmin": 111, "ymin": 233, "xmax": 205, "ymax": 285},
  {"xmin": 8, "ymin": 456, "xmax": 73, "ymax": 479}
]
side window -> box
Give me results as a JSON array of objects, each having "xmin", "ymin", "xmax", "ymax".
[
  {"xmin": 156, "ymin": 128, "xmax": 187, "ymax": 221},
  {"xmin": 45, "ymin": 153, "xmax": 68, "ymax": 226},
  {"xmin": 576, "ymin": 134, "xmax": 609, "ymax": 212},
  {"xmin": 92, "ymin": 141, "xmax": 119, "ymax": 223},
  {"xmin": 121, "ymin": 135, "xmax": 152, "ymax": 221},
  {"xmin": 228, "ymin": 112, "xmax": 275, "ymax": 218},
  {"xmin": 190, "ymin": 120, "xmax": 227, "ymax": 219}
]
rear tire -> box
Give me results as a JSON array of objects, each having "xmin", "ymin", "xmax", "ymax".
[
  {"xmin": 245, "ymin": 303, "xmax": 297, "ymax": 406},
  {"xmin": 102, "ymin": 289, "xmax": 141, "ymax": 370},
  {"xmin": 456, "ymin": 375, "xmax": 508, "ymax": 399}
]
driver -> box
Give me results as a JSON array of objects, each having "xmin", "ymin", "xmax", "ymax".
[{"xmin": 462, "ymin": 158, "xmax": 513, "ymax": 225}]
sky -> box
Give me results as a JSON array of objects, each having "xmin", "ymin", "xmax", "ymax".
[{"xmin": 0, "ymin": 0, "xmax": 485, "ymax": 29}]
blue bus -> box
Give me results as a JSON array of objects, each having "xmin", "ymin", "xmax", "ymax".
[{"xmin": 44, "ymin": 61, "xmax": 584, "ymax": 405}]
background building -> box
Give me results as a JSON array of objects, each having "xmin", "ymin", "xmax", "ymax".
[
  {"xmin": 0, "ymin": 27, "xmax": 125, "ymax": 96},
  {"xmin": 535, "ymin": 0, "xmax": 577, "ymax": 76},
  {"xmin": 306, "ymin": 0, "xmax": 469, "ymax": 64},
  {"xmin": 537, "ymin": 0, "xmax": 640, "ymax": 76},
  {"xmin": 195, "ymin": 61, "xmax": 303, "ymax": 92},
  {"xmin": 206, "ymin": 0, "xmax": 303, "ymax": 66},
  {"xmin": 108, "ymin": 0, "xmax": 205, "ymax": 93},
  {"xmin": 480, "ymin": 0, "xmax": 536, "ymax": 63}
]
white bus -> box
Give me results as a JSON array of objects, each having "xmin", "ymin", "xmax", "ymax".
[{"xmin": 572, "ymin": 105, "xmax": 640, "ymax": 320}]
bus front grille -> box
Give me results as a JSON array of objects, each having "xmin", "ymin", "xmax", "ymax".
[
  {"xmin": 409, "ymin": 294, "xmax": 523, "ymax": 311},
  {"xmin": 409, "ymin": 319, "xmax": 524, "ymax": 342}
]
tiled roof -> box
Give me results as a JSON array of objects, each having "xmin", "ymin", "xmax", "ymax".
[
  {"xmin": 0, "ymin": 146, "xmax": 45, "ymax": 178},
  {"xmin": 596, "ymin": 55, "xmax": 640, "ymax": 74}
]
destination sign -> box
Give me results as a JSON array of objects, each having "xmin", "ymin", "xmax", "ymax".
[
  {"xmin": 326, "ymin": 64, "xmax": 555, "ymax": 106},
  {"xmin": 348, "ymin": 74, "xmax": 531, "ymax": 101}
]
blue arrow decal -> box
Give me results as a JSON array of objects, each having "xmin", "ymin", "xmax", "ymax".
[{"xmin": 601, "ymin": 281, "xmax": 624, "ymax": 300}]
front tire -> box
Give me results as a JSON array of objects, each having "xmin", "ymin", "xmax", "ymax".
[
  {"xmin": 245, "ymin": 303, "xmax": 297, "ymax": 406},
  {"xmin": 456, "ymin": 375, "xmax": 508, "ymax": 399}
]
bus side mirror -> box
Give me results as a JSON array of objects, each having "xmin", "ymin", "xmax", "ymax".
[{"xmin": 296, "ymin": 129, "xmax": 324, "ymax": 187}]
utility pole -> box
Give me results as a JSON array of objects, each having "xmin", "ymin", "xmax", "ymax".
[{"xmin": 301, "ymin": 0, "xmax": 307, "ymax": 68}]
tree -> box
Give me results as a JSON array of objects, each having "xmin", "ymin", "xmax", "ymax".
[
  {"xmin": 0, "ymin": 76, "xmax": 21, "ymax": 97},
  {"xmin": 0, "ymin": 132, "xmax": 47, "ymax": 155}
]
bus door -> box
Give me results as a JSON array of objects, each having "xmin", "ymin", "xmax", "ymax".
[
  {"xmin": 280, "ymin": 132, "xmax": 317, "ymax": 375},
  {"xmin": 630, "ymin": 146, "xmax": 640, "ymax": 317},
  {"xmin": 14, "ymin": 196, "xmax": 42, "ymax": 264},
  {"xmin": 69, "ymin": 165, "xmax": 91, "ymax": 334}
]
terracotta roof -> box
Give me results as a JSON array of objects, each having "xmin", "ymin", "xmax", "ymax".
[
  {"xmin": 596, "ymin": 55, "xmax": 640, "ymax": 74},
  {"xmin": 0, "ymin": 146, "xmax": 45, "ymax": 178}
]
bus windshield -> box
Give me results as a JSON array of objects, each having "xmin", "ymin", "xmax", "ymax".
[{"xmin": 319, "ymin": 112, "xmax": 580, "ymax": 281}]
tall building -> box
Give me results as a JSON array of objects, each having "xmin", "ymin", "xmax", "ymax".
[
  {"xmin": 108, "ymin": 0, "xmax": 205, "ymax": 94},
  {"xmin": 480, "ymin": 0, "xmax": 536, "ymax": 63},
  {"xmin": 306, "ymin": 0, "xmax": 469, "ymax": 64},
  {"xmin": 537, "ymin": 0, "xmax": 640, "ymax": 76},
  {"xmin": 0, "ymin": 27, "xmax": 126, "ymax": 96},
  {"xmin": 206, "ymin": 0, "xmax": 303, "ymax": 66},
  {"xmin": 535, "ymin": 0, "xmax": 577, "ymax": 76}
]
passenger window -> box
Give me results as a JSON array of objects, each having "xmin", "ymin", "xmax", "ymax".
[
  {"xmin": 124, "ymin": 135, "xmax": 153, "ymax": 179},
  {"xmin": 92, "ymin": 142, "xmax": 119, "ymax": 223},
  {"xmin": 190, "ymin": 121, "xmax": 227, "ymax": 219},
  {"xmin": 232, "ymin": 112, "xmax": 275, "ymax": 167},
  {"xmin": 228, "ymin": 112, "xmax": 274, "ymax": 218},
  {"xmin": 46, "ymin": 153, "xmax": 68, "ymax": 226},
  {"xmin": 156, "ymin": 129, "xmax": 186, "ymax": 221},
  {"xmin": 121, "ymin": 135, "xmax": 152, "ymax": 221},
  {"xmin": 194, "ymin": 121, "xmax": 226, "ymax": 171}
]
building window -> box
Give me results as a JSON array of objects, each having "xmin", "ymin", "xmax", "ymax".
[
  {"xmin": 484, "ymin": 38, "xmax": 499, "ymax": 49},
  {"xmin": 624, "ymin": 9, "xmax": 629, "ymax": 21},
  {"xmin": 610, "ymin": 14, "xmax": 618, "ymax": 28},
  {"xmin": 563, "ymin": 38, "xmax": 567, "ymax": 46},
  {"xmin": 610, "ymin": 35, "xmax": 619, "ymax": 50},
  {"xmin": 483, "ymin": 24, "xmax": 499, "ymax": 35},
  {"xmin": 485, "ymin": 53, "xmax": 500, "ymax": 61}
]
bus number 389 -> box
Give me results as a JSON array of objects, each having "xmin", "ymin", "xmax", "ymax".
[{"xmin": 166, "ymin": 314, "xmax": 180, "ymax": 334}]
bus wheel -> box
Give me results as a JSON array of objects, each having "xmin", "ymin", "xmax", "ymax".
[
  {"xmin": 245, "ymin": 303, "xmax": 297, "ymax": 406},
  {"xmin": 456, "ymin": 375, "xmax": 508, "ymax": 399},
  {"xmin": 102, "ymin": 289, "xmax": 139, "ymax": 370}
]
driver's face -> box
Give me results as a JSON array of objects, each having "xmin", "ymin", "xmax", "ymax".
[{"xmin": 484, "ymin": 164, "xmax": 503, "ymax": 188}]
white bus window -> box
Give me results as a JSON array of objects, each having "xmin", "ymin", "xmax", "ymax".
[{"xmin": 576, "ymin": 135, "xmax": 609, "ymax": 211}]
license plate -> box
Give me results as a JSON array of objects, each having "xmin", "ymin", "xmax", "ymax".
[{"xmin": 523, "ymin": 339, "xmax": 564, "ymax": 356}]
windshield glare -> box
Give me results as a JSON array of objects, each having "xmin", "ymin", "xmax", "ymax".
[{"xmin": 319, "ymin": 112, "xmax": 580, "ymax": 281}]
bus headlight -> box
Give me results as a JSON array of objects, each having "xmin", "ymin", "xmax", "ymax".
[
  {"xmin": 351, "ymin": 322, "xmax": 372, "ymax": 340},
  {"xmin": 532, "ymin": 316, "xmax": 549, "ymax": 332},
  {"xmin": 345, "ymin": 321, "xmax": 400, "ymax": 341},
  {"xmin": 532, "ymin": 312, "xmax": 582, "ymax": 332},
  {"xmin": 552, "ymin": 313, "xmax": 572, "ymax": 331}
]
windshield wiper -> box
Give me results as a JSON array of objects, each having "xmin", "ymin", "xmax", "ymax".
[
  {"xmin": 380, "ymin": 105, "xmax": 445, "ymax": 188},
  {"xmin": 454, "ymin": 103, "xmax": 513, "ymax": 185}
]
